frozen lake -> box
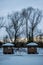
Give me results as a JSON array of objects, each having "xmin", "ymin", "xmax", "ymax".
[
  {"xmin": 0, "ymin": 54, "xmax": 43, "ymax": 65},
  {"xmin": 0, "ymin": 48, "xmax": 43, "ymax": 65}
]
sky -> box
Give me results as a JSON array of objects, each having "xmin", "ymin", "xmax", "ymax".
[
  {"xmin": 0, "ymin": 0, "xmax": 43, "ymax": 40},
  {"xmin": 0, "ymin": 0, "xmax": 43, "ymax": 16}
]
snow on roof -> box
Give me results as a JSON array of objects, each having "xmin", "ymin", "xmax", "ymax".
[
  {"xmin": 3, "ymin": 43, "xmax": 14, "ymax": 46},
  {"xmin": 27, "ymin": 42, "xmax": 38, "ymax": 46}
]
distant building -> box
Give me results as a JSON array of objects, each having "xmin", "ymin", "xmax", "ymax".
[
  {"xmin": 27, "ymin": 42, "xmax": 38, "ymax": 54},
  {"xmin": 2, "ymin": 43, "xmax": 14, "ymax": 54}
]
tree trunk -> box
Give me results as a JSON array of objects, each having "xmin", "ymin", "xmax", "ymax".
[
  {"xmin": 26, "ymin": 18, "xmax": 28, "ymax": 41},
  {"xmin": 31, "ymin": 28, "xmax": 33, "ymax": 42}
]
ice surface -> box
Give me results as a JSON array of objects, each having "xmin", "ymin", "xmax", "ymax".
[{"xmin": 0, "ymin": 48, "xmax": 43, "ymax": 65}]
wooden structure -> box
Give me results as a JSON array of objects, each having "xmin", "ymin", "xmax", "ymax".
[
  {"xmin": 27, "ymin": 42, "xmax": 38, "ymax": 54},
  {"xmin": 2, "ymin": 43, "xmax": 14, "ymax": 54}
]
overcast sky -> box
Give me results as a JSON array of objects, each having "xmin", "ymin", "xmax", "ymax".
[
  {"xmin": 0, "ymin": 0, "xmax": 43, "ymax": 16},
  {"xmin": 0, "ymin": 0, "xmax": 43, "ymax": 39}
]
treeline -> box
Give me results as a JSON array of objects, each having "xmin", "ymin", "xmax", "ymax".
[{"xmin": 0, "ymin": 7, "xmax": 43, "ymax": 46}]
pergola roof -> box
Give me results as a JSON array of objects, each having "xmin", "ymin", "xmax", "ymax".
[
  {"xmin": 27, "ymin": 42, "xmax": 38, "ymax": 46},
  {"xmin": 3, "ymin": 43, "xmax": 14, "ymax": 46}
]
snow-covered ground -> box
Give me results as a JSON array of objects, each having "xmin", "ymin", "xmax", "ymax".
[
  {"xmin": 0, "ymin": 48, "xmax": 43, "ymax": 65},
  {"xmin": 37, "ymin": 48, "xmax": 43, "ymax": 54}
]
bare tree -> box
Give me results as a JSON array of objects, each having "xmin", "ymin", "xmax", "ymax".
[
  {"xmin": 3, "ymin": 7, "xmax": 42, "ymax": 44},
  {"xmin": 0, "ymin": 17, "xmax": 5, "ymax": 28},
  {"xmin": 5, "ymin": 26, "xmax": 14, "ymax": 42},
  {"xmin": 3, "ymin": 35, "xmax": 8, "ymax": 43},
  {"xmin": 7, "ymin": 12, "xmax": 25, "ymax": 44},
  {"xmin": 21, "ymin": 7, "xmax": 34, "ymax": 42},
  {"xmin": 28, "ymin": 9, "xmax": 42, "ymax": 42}
]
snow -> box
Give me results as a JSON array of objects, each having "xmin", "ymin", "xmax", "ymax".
[
  {"xmin": 2, "ymin": 43, "xmax": 14, "ymax": 46},
  {"xmin": 27, "ymin": 42, "xmax": 38, "ymax": 46},
  {"xmin": 37, "ymin": 48, "xmax": 43, "ymax": 54},
  {"xmin": 0, "ymin": 54, "xmax": 43, "ymax": 65},
  {"xmin": 0, "ymin": 48, "xmax": 3, "ymax": 55},
  {"xmin": 0, "ymin": 48, "xmax": 43, "ymax": 65},
  {"xmin": 14, "ymin": 48, "xmax": 27, "ymax": 55}
]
